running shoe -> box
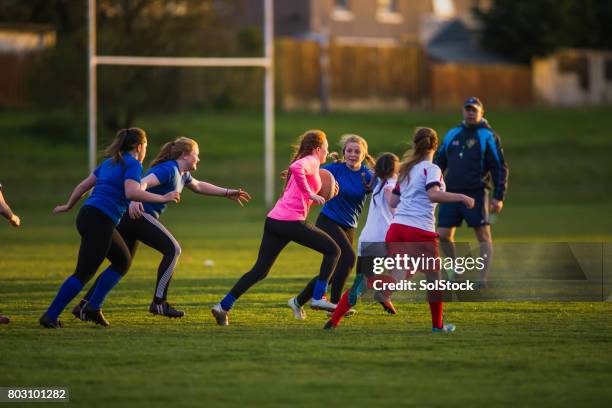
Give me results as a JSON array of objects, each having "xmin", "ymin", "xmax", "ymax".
[
  {"xmin": 373, "ymin": 291, "xmax": 397, "ymax": 314},
  {"xmin": 432, "ymin": 323, "xmax": 456, "ymax": 333},
  {"xmin": 83, "ymin": 306, "xmax": 110, "ymax": 327},
  {"xmin": 39, "ymin": 312, "xmax": 62, "ymax": 329},
  {"xmin": 211, "ymin": 303, "xmax": 229, "ymax": 326},
  {"xmin": 150, "ymin": 301, "xmax": 185, "ymax": 318},
  {"xmin": 287, "ymin": 297, "xmax": 306, "ymax": 320},
  {"xmin": 326, "ymin": 308, "xmax": 356, "ymax": 318},
  {"xmin": 323, "ymin": 319, "xmax": 337, "ymax": 330},
  {"xmin": 310, "ymin": 298, "xmax": 337, "ymax": 311},
  {"xmin": 71, "ymin": 299, "xmax": 88, "ymax": 321}
]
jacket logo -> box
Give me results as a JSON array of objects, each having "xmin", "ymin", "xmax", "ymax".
[{"xmin": 466, "ymin": 138, "xmax": 477, "ymax": 149}]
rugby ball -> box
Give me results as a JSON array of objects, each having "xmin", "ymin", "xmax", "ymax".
[{"xmin": 319, "ymin": 169, "xmax": 338, "ymax": 201}]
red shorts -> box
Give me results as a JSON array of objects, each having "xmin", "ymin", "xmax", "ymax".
[{"xmin": 385, "ymin": 223, "xmax": 440, "ymax": 273}]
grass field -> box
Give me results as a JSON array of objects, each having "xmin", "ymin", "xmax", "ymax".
[{"xmin": 0, "ymin": 109, "xmax": 611, "ymax": 407}]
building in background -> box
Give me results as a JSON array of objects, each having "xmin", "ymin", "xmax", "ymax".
[
  {"xmin": 533, "ymin": 49, "xmax": 612, "ymax": 106},
  {"xmin": 231, "ymin": 0, "xmax": 533, "ymax": 111},
  {"xmin": 3, "ymin": 2, "xmax": 607, "ymax": 111},
  {"xmin": 233, "ymin": 0, "xmax": 490, "ymax": 45},
  {"xmin": 0, "ymin": 24, "xmax": 55, "ymax": 108}
]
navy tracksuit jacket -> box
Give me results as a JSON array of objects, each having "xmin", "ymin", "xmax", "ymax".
[{"xmin": 433, "ymin": 119, "xmax": 508, "ymax": 201}]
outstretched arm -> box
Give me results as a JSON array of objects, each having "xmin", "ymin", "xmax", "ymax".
[
  {"xmin": 186, "ymin": 179, "xmax": 251, "ymax": 207},
  {"xmin": 53, "ymin": 174, "xmax": 97, "ymax": 214},
  {"xmin": 427, "ymin": 185, "xmax": 474, "ymax": 208},
  {"xmin": 0, "ymin": 188, "xmax": 20, "ymax": 227}
]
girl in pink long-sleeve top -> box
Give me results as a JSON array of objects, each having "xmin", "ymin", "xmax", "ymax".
[{"xmin": 212, "ymin": 130, "xmax": 340, "ymax": 325}]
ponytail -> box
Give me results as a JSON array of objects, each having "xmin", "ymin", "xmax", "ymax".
[
  {"xmin": 104, "ymin": 128, "xmax": 147, "ymax": 164},
  {"xmin": 371, "ymin": 152, "xmax": 400, "ymax": 205},
  {"xmin": 149, "ymin": 137, "xmax": 198, "ymax": 168},
  {"xmin": 398, "ymin": 127, "xmax": 439, "ymax": 185},
  {"xmin": 363, "ymin": 152, "xmax": 376, "ymax": 169}
]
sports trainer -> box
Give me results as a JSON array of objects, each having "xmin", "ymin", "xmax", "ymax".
[{"xmin": 433, "ymin": 97, "xmax": 508, "ymax": 286}]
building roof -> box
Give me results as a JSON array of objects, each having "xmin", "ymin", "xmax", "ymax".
[{"xmin": 427, "ymin": 18, "xmax": 515, "ymax": 64}]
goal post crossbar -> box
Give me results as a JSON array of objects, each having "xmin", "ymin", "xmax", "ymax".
[
  {"xmin": 95, "ymin": 56, "xmax": 270, "ymax": 68},
  {"xmin": 88, "ymin": 0, "xmax": 275, "ymax": 206}
]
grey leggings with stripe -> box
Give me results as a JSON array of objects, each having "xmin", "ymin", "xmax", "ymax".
[{"xmin": 83, "ymin": 212, "xmax": 181, "ymax": 302}]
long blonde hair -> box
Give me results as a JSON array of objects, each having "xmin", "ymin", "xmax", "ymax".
[
  {"xmin": 149, "ymin": 137, "xmax": 198, "ymax": 168},
  {"xmin": 329, "ymin": 134, "xmax": 375, "ymax": 169},
  {"xmin": 398, "ymin": 128, "xmax": 438, "ymax": 184}
]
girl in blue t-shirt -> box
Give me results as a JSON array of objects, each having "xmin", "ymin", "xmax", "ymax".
[
  {"xmin": 72, "ymin": 137, "xmax": 250, "ymax": 322},
  {"xmin": 39, "ymin": 128, "xmax": 180, "ymax": 328},
  {"xmin": 289, "ymin": 134, "xmax": 375, "ymax": 319}
]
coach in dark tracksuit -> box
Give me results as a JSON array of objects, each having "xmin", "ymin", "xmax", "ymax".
[{"xmin": 433, "ymin": 97, "xmax": 508, "ymax": 285}]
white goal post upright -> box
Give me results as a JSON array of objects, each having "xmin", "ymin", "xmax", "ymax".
[{"xmin": 88, "ymin": 0, "xmax": 275, "ymax": 206}]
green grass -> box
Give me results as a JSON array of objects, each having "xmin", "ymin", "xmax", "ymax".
[
  {"xmin": 2, "ymin": 107, "xmax": 612, "ymax": 207},
  {"xmin": 0, "ymin": 109, "xmax": 611, "ymax": 407},
  {"xmin": 1, "ymin": 220, "xmax": 611, "ymax": 407}
]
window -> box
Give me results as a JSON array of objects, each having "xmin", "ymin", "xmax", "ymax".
[
  {"xmin": 379, "ymin": 0, "xmax": 399, "ymax": 13},
  {"xmin": 432, "ymin": 0, "xmax": 456, "ymax": 18},
  {"xmin": 332, "ymin": 0, "xmax": 354, "ymax": 21},
  {"xmin": 558, "ymin": 54, "xmax": 590, "ymax": 91},
  {"xmin": 377, "ymin": 0, "xmax": 403, "ymax": 24},
  {"xmin": 335, "ymin": 0, "xmax": 349, "ymax": 11}
]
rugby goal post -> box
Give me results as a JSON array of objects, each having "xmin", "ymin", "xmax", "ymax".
[{"xmin": 88, "ymin": 0, "xmax": 276, "ymax": 206}]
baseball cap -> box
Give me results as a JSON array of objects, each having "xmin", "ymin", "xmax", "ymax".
[{"xmin": 464, "ymin": 97, "xmax": 484, "ymax": 111}]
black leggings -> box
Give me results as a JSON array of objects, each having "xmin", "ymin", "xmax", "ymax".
[
  {"xmin": 296, "ymin": 213, "xmax": 355, "ymax": 305},
  {"xmin": 84, "ymin": 212, "xmax": 181, "ymax": 301},
  {"xmin": 228, "ymin": 217, "xmax": 340, "ymax": 300},
  {"xmin": 73, "ymin": 205, "xmax": 131, "ymax": 285}
]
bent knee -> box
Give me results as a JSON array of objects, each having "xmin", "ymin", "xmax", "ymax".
[
  {"xmin": 343, "ymin": 251, "xmax": 357, "ymax": 268},
  {"xmin": 164, "ymin": 240, "xmax": 181, "ymax": 258},
  {"xmin": 328, "ymin": 241, "xmax": 341, "ymax": 259},
  {"xmin": 113, "ymin": 259, "xmax": 131, "ymax": 276}
]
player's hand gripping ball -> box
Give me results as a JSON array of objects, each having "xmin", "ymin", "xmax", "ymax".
[{"xmin": 318, "ymin": 169, "xmax": 339, "ymax": 201}]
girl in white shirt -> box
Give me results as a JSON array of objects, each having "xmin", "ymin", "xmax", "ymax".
[
  {"xmin": 386, "ymin": 127, "xmax": 473, "ymax": 333},
  {"xmin": 325, "ymin": 152, "xmax": 399, "ymax": 328}
]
